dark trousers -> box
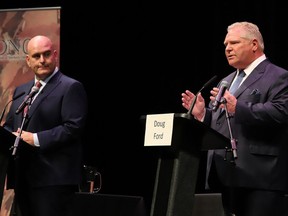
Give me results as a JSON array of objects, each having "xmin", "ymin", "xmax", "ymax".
[
  {"xmin": 207, "ymin": 160, "xmax": 287, "ymax": 216},
  {"xmin": 221, "ymin": 186, "xmax": 286, "ymax": 216}
]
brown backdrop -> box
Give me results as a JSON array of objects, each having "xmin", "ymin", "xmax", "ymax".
[{"xmin": 0, "ymin": 7, "xmax": 60, "ymax": 215}]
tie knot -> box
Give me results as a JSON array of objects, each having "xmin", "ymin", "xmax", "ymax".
[
  {"xmin": 239, "ymin": 70, "xmax": 246, "ymax": 77},
  {"xmin": 35, "ymin": 81, "xmax": 42, "ymax": 88}
]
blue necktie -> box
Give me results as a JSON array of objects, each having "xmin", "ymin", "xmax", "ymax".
[{"xmin": 230, "ymin": 70, "xmax": 246, "ymax": 95}]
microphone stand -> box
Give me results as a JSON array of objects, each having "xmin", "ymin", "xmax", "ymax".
[
  {"xmin": 11, "ymin": 98, "xmax": 31, "ymax": 156},
  {"xmin": 221, "ymin": 98, "xmax": 237, "ymax": 163},
  {"xmin": 187, "ymin": 92, "xmax": 198, "ymax": 116},
  {"xmin": 187, "ymin": 75, "xmax": 218, "ymax": 116}
]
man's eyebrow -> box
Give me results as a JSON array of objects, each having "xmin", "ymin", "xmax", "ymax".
[{"xmin": 32, "ymin": 50, "xmax": 51, "ymax": 57}]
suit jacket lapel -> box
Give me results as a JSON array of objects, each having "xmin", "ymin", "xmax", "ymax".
[
  {"xmin": 216, "ymin": 59, "xmax": 269, "ymax": 118},
  {"xmin": 233, "ymin": 62, "xmax": 266, "ymax": 98},
  {"xmin": 28, "ymin": 72, "xmax": 62, "ymax": 116}
]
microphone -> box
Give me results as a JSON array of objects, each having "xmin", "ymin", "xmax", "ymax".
[
  {"xmin": 212, "ymin": 80, "xmax": 229, "ymax": 111},
  {"xmin": 15, "ymin": 86, "xmax": 40, "ymax": 115},
  {"xmin": 187, "ymin": 75, "xmax": 218, "ymax": 116},
  {"xmin": 0, "ymin": 91, "xmax": 25, "ymax": 124}
]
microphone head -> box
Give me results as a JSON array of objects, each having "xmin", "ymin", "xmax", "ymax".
[
  {"xmin": 212, "ymin": 80, "xmax": 229, "ymax": 111},
  {"xmin": 31, "ymin": 86, "xmax": 40, "ymax": 93},
  {"xmin": 220, "ymin": 80, "xmax": 229, "ymax": 87}
]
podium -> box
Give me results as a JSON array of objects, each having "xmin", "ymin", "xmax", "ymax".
[{"xmin": 141, "ymin": 113, "xmax": 230, "ymax": 216}]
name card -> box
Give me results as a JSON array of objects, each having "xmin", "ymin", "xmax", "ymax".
[{"xmin": 144, "ymin": 113, "xmax": 174, "ymax": 146}]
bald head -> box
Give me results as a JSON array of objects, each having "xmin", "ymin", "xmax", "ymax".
[
  {"xmin": 27, "ymin": 35, "xmax": 53, "ymax": 54},
  {"xmin": 26, "ymin": 35, "xmax": 58, "ymax": 80}
]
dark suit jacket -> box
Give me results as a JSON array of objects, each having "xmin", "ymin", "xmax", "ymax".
[
  {"xmin": 205, "ymin": 59, "xmax": 288, "ymax": 192},
  {"xmin": 4, "ymin": 71, "xmax": 88, "ymax": 188}
]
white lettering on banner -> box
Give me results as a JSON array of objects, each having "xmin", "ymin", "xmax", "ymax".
[{"xmin": 144, "ymin": 113, "xmax": 174, "ymax": 146}]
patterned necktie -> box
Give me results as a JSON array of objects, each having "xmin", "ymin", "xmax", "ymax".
[
  {"xmin": 31, "ymin": 81, "xmax": 42, "ymax": 103},
  {"xmin": 35, "ymin": 80, "xmax": 42, "ymax": 89},
  {"xmin": 229, "ymin": 70, "xmax": 246, "ymax": 95},
  {"xmin": 23, "ymin": 81, "xmax": 42, "ymax": 115}
]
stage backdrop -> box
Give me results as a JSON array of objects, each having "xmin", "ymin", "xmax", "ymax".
[{"xmin": 0, "ymin": 7, "xmax": 60, "ymax": 216}]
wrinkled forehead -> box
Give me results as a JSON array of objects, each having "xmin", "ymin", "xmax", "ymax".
[{"xmin": 224, "ymin": 27, "xmax": 249, "ymax": 43}]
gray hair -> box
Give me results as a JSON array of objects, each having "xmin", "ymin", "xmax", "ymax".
[{"xmin": 228, "ymin": 21, "xmax": 264, "ymax": 51}]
